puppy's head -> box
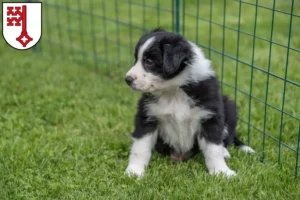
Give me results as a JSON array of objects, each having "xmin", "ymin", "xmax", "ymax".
[{"xmin": 125, "ymin": 29, "xmax": 193, "ymax": 93}]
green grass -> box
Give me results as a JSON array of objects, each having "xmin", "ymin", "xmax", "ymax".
[{"xmin": 1, "ymin": 0, "xmax": 300, "ymax": 199}]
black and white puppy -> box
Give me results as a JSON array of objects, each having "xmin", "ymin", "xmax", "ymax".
[{"xmin": 124, "ymin": 28, "xmax": 254, "ymax": 178}]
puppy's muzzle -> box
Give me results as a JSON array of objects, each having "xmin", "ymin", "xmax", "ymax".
[{"xmin": 125, "ymin": 75, "xmax": 135, "ymax": 86}]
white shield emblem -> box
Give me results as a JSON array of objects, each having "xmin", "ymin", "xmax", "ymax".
[{"xmin": 2, "ymin": 2, "xmax": 42, "ymax": 50}]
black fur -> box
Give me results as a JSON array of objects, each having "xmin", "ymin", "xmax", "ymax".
[
  {"xmin": 131, "ymin": 93, "xmax": 158, "ymax": 139},
  {"xmin": 134, "ymin": 30, "xmax": 194, "ymax": 79}
]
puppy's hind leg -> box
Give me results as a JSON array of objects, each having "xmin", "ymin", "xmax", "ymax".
[
  {"xmin": 234, "ymin": 137, "xmax": 255, "ymax": 154},
  {"xmin": 223, "ymin": 147, "xmax": 231, "ymax": 159}
]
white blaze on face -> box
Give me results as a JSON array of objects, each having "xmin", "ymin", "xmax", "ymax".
[{"xmin": 126, "ymin": 37, "xmax": 163, "ymax": 92}]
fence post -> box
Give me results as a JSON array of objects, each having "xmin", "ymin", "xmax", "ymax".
[
  {"xmin": 174, "ymin": 0, "xmax": 180, "ymax": 34},
  {"xmin": 295, "ymin": 125, "xmax": 300, "ymax": 178}
]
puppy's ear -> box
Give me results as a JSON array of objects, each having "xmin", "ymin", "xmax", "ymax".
[
  {"xmin": 151, "ymin": 27, "xmax": 165, "ymax": 33},
  {"xmin": 162, "ymin": 43, "xmax": 188, "ymax": 78}
]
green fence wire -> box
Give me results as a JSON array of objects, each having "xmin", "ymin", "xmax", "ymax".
[{"xmin": 19, "ymin": 0, "xmax": 300, "ymax": 178}]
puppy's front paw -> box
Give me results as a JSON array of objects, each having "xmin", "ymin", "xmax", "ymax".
[
  {"xmin": 125, "ymin": 164, "xmax": 145, "ymax": 178},
  {"xmin": 210, "ymin": 167, "xmax": 236, "ymax": 177}
]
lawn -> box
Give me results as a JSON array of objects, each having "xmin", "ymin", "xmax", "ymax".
[{"xmin": 0, "ymin": 0, "xmax": 300, "ymax": 199}]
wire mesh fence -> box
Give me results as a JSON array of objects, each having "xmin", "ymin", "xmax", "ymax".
[{"xmin": 18, "ymin": 0, "xmax": 300, "ymax": 177}]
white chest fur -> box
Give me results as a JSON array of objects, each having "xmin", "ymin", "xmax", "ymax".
[{"xmin": 147, "ymin": 89, "xmax": 213, "ymax": 153}]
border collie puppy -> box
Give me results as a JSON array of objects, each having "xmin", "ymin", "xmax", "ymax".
[{"xmin": 124, "ymin": 28, "xmax": 254, "ymax": 178}]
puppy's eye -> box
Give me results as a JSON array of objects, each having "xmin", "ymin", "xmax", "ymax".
[{"xmin": 144, "ymin": 59, "xmax": 154, "ymax": 66}]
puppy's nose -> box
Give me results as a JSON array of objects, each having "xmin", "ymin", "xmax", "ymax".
[{"xmin": 125, "ymin": 76, "xmax": 134, "ymax": 86}]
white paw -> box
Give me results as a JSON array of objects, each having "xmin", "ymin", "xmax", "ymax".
[
  {"xmin": 239, "ymin": 145, "xmax": 255, "ymax": 154},
  {"xmin": 223, "ymin": 147, "xmax": 231, "ymax": 159},
  {"xmin": 125, "ymin": 164, "xmax": 145, "ymax": 178},
  {"xmin": 210, "ymin": 167, "xmax": 237, "ymax": 177}
]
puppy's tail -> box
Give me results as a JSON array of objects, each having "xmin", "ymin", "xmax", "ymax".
[{"xmin": 233, "ymin": 137, "xmax": 255, "ymax": 153}]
